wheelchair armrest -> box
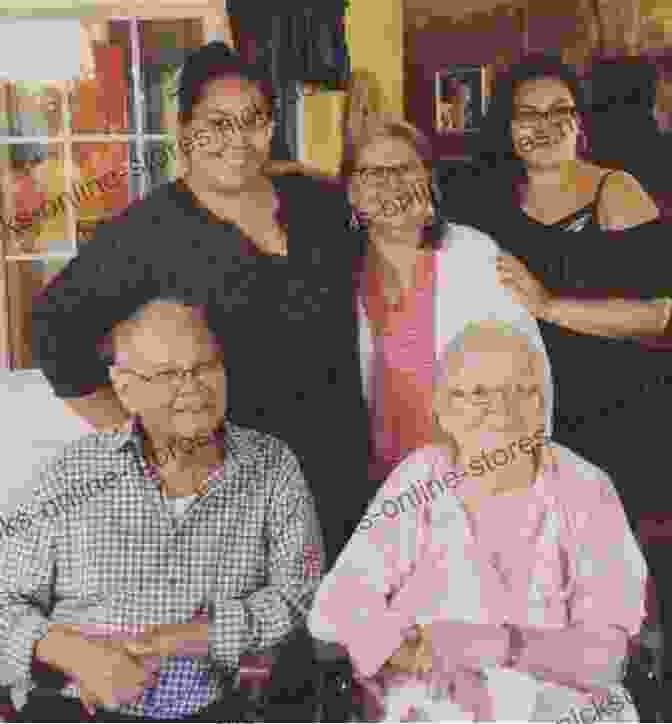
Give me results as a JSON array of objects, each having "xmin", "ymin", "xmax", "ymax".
[
  {"xmin": 235, "ymin": 652, "xmax": 276, "ymax": 695},
  {"xmin": 312, "ymin": 639, "xmax": 358, "ymax": 723},
  {"xmin": 313, "ymin": 639, "xmax": 349, "ymax": 663},
  {"xmin": 625, "ymin": 632, "xmax": 664, "ymax": 723}
]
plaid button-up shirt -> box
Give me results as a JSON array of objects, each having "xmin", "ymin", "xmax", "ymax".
[{"xmin": 0, "ymin": 417, "xmax": 324, "ymax": 719}]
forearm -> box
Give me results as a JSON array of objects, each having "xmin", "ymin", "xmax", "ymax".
[
  {"xmin": 0, "ymin": 529, "xmax": 58, "ymax": 687},
  {"xmin": 62, "ymin": 386, "xmax": 129, "ymax": 431},
  {"xmin": 514, "ymin": 624, "xmax": 627, "ymax": 691},
  {"xmin": 0, "ymin": 606, "xmax": 52, "ymax": 687},
  {"xmin": 425, "ymin": 620, "xmax": 510, "ymax": 672},
  {"xmin": 542, "ymin": 296, "xmax": 670, "ymax": 338}
]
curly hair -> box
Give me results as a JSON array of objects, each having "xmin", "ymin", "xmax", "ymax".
[
  {"xmin": 176, "ymin": 41, "xmax": 275, "ymax": 126},
  {"xmin": 477, "ymin": 54, "xmax": 587, "ymax": 193}
]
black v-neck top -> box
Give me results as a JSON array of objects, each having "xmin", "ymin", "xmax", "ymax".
[
  {"xmin": 470, "ymin": 179, "xmax": 672, "ymax": 450},
  {"xmin": 519, "ymin": 170, "xmax": 616, "ymax": 233},
  {"xmin": 33, "ymin": 174, "xmax": 371, "ymax": 563}
]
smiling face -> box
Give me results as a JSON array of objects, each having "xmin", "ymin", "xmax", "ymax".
[
  {"xmin": 109, "ymin": 301, "xmax": 227, "ymax": 443},
  {"xmin": 348, "ymin": 134, "xmax": 433, "ymax": 232},
  {"xmin": 434, "ymin": 326, "xmax": 546, "ymax": 456},
  {"xmin": 511, "ymin": 77, "xmax": 580, "ymax": 169},
  {"xmin": 179, "ymin": 76, "xmax": 274, "ymax": 192}
]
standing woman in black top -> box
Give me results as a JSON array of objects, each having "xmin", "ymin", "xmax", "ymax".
[
  {"xmin": 474, "ymin": 54, "xmax": 672, "ymax": 714},
  {"xmin": 32, "ymin": 42, "xmax": 370, "ymax": 568},
  {"xmin": 474, "ymin": 54, "xmax": 670, "ymax": 515}
]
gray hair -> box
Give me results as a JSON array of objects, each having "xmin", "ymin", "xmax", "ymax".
[
  {"xmin": 434, "ymin": 319, "xmax": 554, "ymax": 437},
  {"xmin": 97, "ymin": 297, "xmax": 213, "ymax": 364}
]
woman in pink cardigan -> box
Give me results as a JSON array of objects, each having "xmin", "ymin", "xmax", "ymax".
[{"xmin": 308, "ymin": 320, "xmax": 648, "ymax": 722}]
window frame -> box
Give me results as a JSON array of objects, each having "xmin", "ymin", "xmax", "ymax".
[{"xmin": 0, "ymin": 3, "xmax": 227, "ymax": 369}]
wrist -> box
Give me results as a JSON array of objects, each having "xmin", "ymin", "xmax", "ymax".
[{"xmin": 539, "ymin": 295, "xmax": 558, "ymax": 324}]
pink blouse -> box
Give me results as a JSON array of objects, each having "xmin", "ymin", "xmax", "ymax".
[
  {"xmin": 360, "ymin": 252, "xmax": 437, "ymax": 482},
  {"xmin": 308, "ymin": 443, "xmax": 648, "ymax": 721}
]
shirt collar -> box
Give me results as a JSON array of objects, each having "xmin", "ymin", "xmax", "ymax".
[{"xmin": 105, "ymin": 415, "xmax": 254, "ymax": 470}]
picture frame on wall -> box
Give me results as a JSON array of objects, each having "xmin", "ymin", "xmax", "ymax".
[{"xmin": 435, "ymin": 65, "xmax": 488, "ymax": 134}]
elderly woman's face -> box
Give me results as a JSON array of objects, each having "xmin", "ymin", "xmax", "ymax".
[
  {"xmin": 112, "ymin": 304, "xmax": 227, "ymax": 441},
  {"xmin": 180, "ymin": 76, "xmax": 274, "ymax": 191},
  {"xmin": 511, "ymin": 77, "xmax": 579, "ymax": 168},
  {"xmin": 349, "ymin": 136, "xmax": 432, "ymax": 231},
  {"xmin": 434, "ymin": 334, "xmax": 544, "ymax": 451}
]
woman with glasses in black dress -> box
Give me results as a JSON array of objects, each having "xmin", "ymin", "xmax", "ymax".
[{"xmin": 472, "ymin": 54, "xmax": 672, "ymax": 719}]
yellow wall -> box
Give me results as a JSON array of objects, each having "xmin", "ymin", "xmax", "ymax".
[{"xmin": 302, "ymin": 0, "xmax": 404, "ymax": 175}]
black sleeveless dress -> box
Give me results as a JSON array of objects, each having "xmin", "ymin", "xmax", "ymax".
[{"xmin": 477, "ymin": 172, "xmax": 672, "ymax": 523}]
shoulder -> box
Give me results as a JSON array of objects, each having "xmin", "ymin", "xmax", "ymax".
[
  {"xmin": 596, "ymin": 168, "xmax": 660, "ymax": 230},
  {"xmin": 375, "ymin": 445, "xmax": 448, "ymax": 501},
  {"xmin": 105, "ymin": 181, "xmax": 184, "ymax": 228},
  {"xmin": 437, "ymin": 223, "xmax": 500, "ymax": 266},
  {"xmin": 87, "ymin": 181, "xmax": 187, "ymax": 251},
  {"xmin": 226, "ymin": 422, "xmax": 303, "ymax": 475},
  {"xmin": 26, "ymin": 432, "xmax": 124, "ymax": 514},
  {"xmin": 439, "ymin": 222, "xmax": 500, "ymax": 252},
  {"xmin": 544, "ymin": 442, "xmax": 625, "ymax": 519}
]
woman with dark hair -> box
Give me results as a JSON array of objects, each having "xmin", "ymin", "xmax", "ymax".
[
  {"xmin": 473, "ymin": 53, "xmax": 672, "ymax": 715},
  {"xmin": 32, "ymin": 41, "xmax": 370, "ymax": 569},
  {"xmin": 474, "ymin": 53, "xmax": 670, "ymax": 517},
  {"xmin": 343, "ymin": 119, "xmax": 553, "ymax": 485}
]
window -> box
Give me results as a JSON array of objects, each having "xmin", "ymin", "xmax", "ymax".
[{"xmin": 0, "ymin": 5, "xmax": 228, "ymax": 369}]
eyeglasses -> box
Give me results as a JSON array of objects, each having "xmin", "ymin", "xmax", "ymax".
[
  {"xmin": 352, "ymin": 162, "xmax": 426, "ymax": 186},
  {"xmin": 116, "ymin": 358, "xmax": 225, "ymax": 390},
  {"xmin": 512, "ymin": 106, "xmax": 577, "ymax": 126},
  {"xmin": 196, "ymin": 110, "xmax": 273, "ymax": 143},
  {"xmin": 448, "ymin": 384, "xmax": 542, "ymax": 408}
]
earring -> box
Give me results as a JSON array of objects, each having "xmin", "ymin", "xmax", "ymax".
[
  {"xmin": 348, "ymin": 209, "xmax": 368, "ymax": 231},
  {"xmin": 430, "ymin": 180, "xmax": 443, "ymax": 208},
  {"xmin": 425, "ymin": 179, "xmax": 443, "ymax": 227}
]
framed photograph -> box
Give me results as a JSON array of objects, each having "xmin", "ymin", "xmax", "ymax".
[{"xmin": 435, "ymin": 65, "xmax": 488, "ymax": 134}]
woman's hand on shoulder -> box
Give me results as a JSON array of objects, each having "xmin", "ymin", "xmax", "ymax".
[
  {"xmin": 496, "ymin": 252, "xmax": 553, "ymax": 319},
  {"xmin": 597, "ymin": 170, "xmax": 660, "ymax": 231}
]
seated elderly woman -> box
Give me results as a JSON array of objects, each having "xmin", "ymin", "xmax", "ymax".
[
  {"xmin": 308, "ymin": 320, "xmax": 647, "ymax": 722},
  {"xmin": 0, "ymin": 297, "xmax": 323, "ymax": 722}
]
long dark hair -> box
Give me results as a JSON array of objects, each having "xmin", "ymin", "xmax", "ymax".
[
  {"xmin": 342, "ymin": 120, "xmax": 446, "ymax": 250},
  {"xmin": 177, "ymin": 41, "xmax": 275, "ymax": 126},
  {"xmin": 477, "ymin": 54, "xmax": 587, "ymax": 194}
]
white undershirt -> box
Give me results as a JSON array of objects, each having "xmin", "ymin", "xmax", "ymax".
[{"xmin": 161, "ymin": 490, "xmax": 199, "ymax": 520}]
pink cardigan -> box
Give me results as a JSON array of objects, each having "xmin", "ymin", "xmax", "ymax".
[{"xmin": 308, "ymin": 443, "xmax": 648, "ymax": 720}]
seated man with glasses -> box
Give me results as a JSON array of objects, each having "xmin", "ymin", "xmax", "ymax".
[{"xmin": 0, "ymin": 297, "xmax": 323, "ymax": 722}]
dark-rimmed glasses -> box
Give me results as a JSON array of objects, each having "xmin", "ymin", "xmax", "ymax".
[
  {"xmin": 448, "ymin": 384, "xmax": 542, "ymax": 408},
  {"xmin": 512, "ymin": 106, "xmax": 577, "ymax": 127},
  {"xmin": 114, "ymin": 358, "xmax": 225, "ymax": 390},
  {"xmin": 352, "ymin": 162, "xmax": 426, "ymax": 186}
]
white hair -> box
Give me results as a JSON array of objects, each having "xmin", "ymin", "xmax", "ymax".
[{"xmin": 434, "ymin": 319, "xmax": 554, "ymax": 437}]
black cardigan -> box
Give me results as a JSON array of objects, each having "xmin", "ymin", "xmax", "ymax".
[{"xmin": 33, "ymin": 174, "xmax": 371, "ymax": 565}]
